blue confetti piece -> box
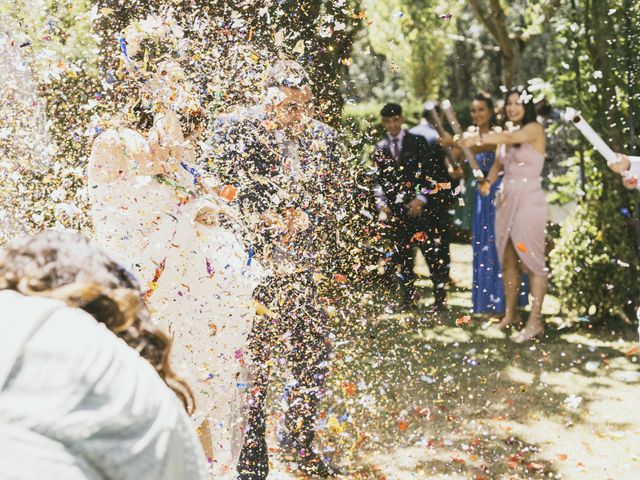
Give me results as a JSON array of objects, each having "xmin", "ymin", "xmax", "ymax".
[
  {"xmin": 118, "ymin": 37, "xmax": 138, "ymax": 72},
  {"xmin": 119, "ymin": 37, "xmax": 130, "ymax": 60},
  {"xmin": 620, "ymin": 207, "xmax": 631, "ymax": 218},
  {"xmin": 180, "ymin": 161, "xmax": 200, "ymax": 185},
  {"xmin": 247, "ymin": 246, "xmax": 254, "ymax": 266}
]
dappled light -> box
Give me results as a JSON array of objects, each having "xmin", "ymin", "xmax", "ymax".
[{"xmin": 1, "ymin": 1, "xmax": 640, "ymax": 479}]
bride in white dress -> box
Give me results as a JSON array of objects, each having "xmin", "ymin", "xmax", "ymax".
[{"xmin": 88, "ymin": 98, "xmax": 262, "ymax": 477}]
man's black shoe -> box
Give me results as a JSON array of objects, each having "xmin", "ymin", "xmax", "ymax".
[{"xmin": 425, "ymin": 299, "xmax": 447, "ymax": 315}]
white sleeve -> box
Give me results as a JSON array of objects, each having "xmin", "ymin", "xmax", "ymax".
[
  {"xmin": 0, "ymin": 301, "xmax": 208, "ymax": 480},
  {"xmin": 628, "ymin": 156, "xmax": 640, "ymax": 181},
  {"xmin": 88, "ymin": 128, "xmax": 128, "ymax": 185}
]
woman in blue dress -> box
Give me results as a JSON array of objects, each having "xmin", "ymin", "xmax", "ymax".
[{"xmin": 470, "ymin": 92, "xmax": 528, "ymax": 314}]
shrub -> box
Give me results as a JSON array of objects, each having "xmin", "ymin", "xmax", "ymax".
[{"xmin": 549, "ymin": 154, "xmax": 639, "ymax": 321}]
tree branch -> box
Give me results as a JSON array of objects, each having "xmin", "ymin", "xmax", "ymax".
[
  {"xmin": 543, "ymin": 0, "xmax": 563, "ymax": 23},
  {"xmin": 468, "ymin": 0, "xmax": 501, "ymax": 43},
  {"xmin": 583, "ymin": 0, "xmax": 595, "ymax": 58},
  {"xmin": 469, "ymin": 0, "xmax": 514, "ymax": 58},
  {"xmin": 489, "ymin": 0, "xmax": 514, "ymax": 57}
]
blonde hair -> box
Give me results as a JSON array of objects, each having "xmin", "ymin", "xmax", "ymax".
[{"xmin": 0, "ymin": 231, "xmax": 195, "ymax": 414}]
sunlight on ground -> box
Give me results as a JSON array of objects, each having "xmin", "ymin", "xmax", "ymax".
[{"xmin": 266, "ymin": 243, "xmax": 639, "ymax": 479}]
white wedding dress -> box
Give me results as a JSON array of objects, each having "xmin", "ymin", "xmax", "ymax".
[{"xmin": 88, "ymin": 114, "xmax": 262, "ymax": 478}]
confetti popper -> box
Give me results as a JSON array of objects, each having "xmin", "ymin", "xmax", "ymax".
[
  {"xmin": 440, "ymin": 99, "xmax": 484, "ymax": 179},
  {"xmin": 563, "ymin": 108, "xmax": 619, "ymax": 165},
  {"xmin": 623, "ymin": 156, "xmax": 640, "ymax": 183},
  {"xmin": 423, "ymin": 100, "xmax": 461, "ymax": 169},
  {"xmin": 565, "ymin": 110, "xmax": 640, "ymax": 183}
]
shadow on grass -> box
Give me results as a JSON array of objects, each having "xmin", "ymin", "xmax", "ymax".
[{"xmin": 316, "ymin": 278, "xmax": 640, "ymax": 479}]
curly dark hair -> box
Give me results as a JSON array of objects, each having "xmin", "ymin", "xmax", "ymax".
[{"xmin": 0, "ymin": 231, "xmax": 195, "ymax": 414}]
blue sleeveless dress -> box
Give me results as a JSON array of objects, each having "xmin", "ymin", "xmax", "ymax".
[{"xmin": 472, "ymin": 151, "xmax": 528, "ymax": 313}]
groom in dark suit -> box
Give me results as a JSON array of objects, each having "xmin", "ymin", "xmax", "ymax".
[
  {"xmin": 207, "ymin": 60, "xmax": 342, "ymax": 479},
  {"xmin": 373, "ymin": 103, "xmax": 452, "ymax": 310}
]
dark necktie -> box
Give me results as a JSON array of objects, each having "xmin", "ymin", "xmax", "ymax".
[{"xmin": 392, "ymin": 138, "xmax": 400, "ymax": 161}]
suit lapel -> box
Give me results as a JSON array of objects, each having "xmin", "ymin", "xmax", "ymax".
[{"xmin": 400, "ymin": 132, "xmax": 415, "ymax": 165}]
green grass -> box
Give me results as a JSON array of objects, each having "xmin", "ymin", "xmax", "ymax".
[{"xmin": 267, "ymin": 244, "xmax": 640, "ymax": 479}]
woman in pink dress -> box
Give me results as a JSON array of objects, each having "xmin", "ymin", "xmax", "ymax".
[{"xmin": 464, "ymin": 88, "xmax": 547, "ymax": 342}]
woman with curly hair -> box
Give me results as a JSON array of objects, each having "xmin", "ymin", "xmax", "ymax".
[{"xmin": 0, "ymin": 231, "xmax": 208, "ymax": 479}]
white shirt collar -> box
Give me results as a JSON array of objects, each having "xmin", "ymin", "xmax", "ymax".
[
  {"xmin": 387, "ymin": 129, "xmax": 405, "ymax": 145},
  {"xmin": 420, "ymin": 118, "xmax": 438, "ymax": 130}
]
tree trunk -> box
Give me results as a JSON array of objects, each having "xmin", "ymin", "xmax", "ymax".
[
  {"xmin": 584, "ymin": 0, "xmax": 624, "ymax": 149},
  {"xmin": 500, "ymin": 40, "xmax": 523, "ymax": 88},
  {"xmin": 468, "ymin": 0, "xmax": 523, "ymax": 88}
]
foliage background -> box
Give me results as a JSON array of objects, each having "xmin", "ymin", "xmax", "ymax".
[{"xmin": 1, "ymin": 0, "xmax": 640, "ymax": 320}]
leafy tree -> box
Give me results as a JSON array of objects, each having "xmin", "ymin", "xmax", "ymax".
[
  {"xmin": 443, "ymin": 8, "xmax": 502, "ymax": 104},
  {"xmin": 547, "ymin": 0, "xmax": 640, "ymax": 320},
  {"xmin": 467, "ymin": 0, "xmax": 561, "ymax": 87},
  {"xmin": 363, "ymin": 0, "xmax": 458, "ymax": 103}
]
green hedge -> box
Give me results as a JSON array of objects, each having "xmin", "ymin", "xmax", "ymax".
[{"xmin": 549, "ymin": 155, "xmax": 639, "ymax": 320}]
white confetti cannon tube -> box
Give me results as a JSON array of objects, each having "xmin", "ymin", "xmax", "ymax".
[
  {"xmin": 423, "ymin": 100, "xmax": 461, "ymax": 169},
  {"xmin": 622, "ymin": 156, "xmax": 640, "ymax": 182},
  {"xmin": 563, "ymin": 108, "xmax": 619, "ymax": 165},
  {"xmin": 440, "ymin": 100, "xmax": 484, "ymax": 179}
]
